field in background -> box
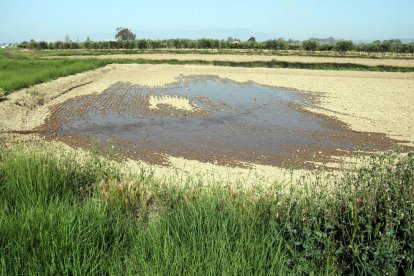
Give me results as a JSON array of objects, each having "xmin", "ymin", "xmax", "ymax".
[
  {"xmin": 31, "ymin": 48, "xmax": 414, "ymax": 59},
  {"xmin": 1, "ymin": 49, "xmax": 414, "ymax": 95}
]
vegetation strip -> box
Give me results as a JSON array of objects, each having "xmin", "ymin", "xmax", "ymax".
[{"xmin": 16, "ymin": 37, "xmax": 414, "ymax": 56}]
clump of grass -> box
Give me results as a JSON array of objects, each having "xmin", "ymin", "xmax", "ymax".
[
  {"xmin": 0, "ymin": 146, "xmax": 413, "ymax": 274},
  {"xmin": 0, "ymin": 88, "xmax": 6, "ymax": 101},
  {"xmin": 26, "ymin": 88, "xmax": 46, "ymax": 106},
  {"xmin": 13, "ymin": 100, "xmax": 23, "ymax": 106},
  {"xmin": 9, "ymin": 88, "xmax": 48, "ymax": 109}
]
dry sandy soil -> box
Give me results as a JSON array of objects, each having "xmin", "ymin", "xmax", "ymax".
[
  {"xmin": 49, "ymin": 53, "xmax": 414, "ymax": 67},
  {"xmin": 1, "ymin": 64, "xmax": 413, "ymax": 186}
]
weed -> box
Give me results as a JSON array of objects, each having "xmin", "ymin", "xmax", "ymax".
[
  {"xmin": 13, "ymin": 100, "xmax": 23, "ymax": 106},
  {"xmin": 0, "ymin": 88, "xmax": 6, "ymax": 101},
  {"xmin": 27, "ymin": 88, "xmax": 46, "ymax": 106}
]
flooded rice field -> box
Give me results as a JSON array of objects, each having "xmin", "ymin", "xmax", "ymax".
[{"xmin": 41, "ymin": 75, "xmax": 402, "ymax": 168}]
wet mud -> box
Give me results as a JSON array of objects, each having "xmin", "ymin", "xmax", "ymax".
[{"xmin": 39, "ymin": 75, "xmax": 410, "ymax": 168}]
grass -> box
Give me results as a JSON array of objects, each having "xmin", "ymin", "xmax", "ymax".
[
  {"xmin": 1, "ymin": 49, "xmax": 414, "ymax": 95},
  {"xmin": 0, "ymin": 50, "xmax": 108, "ymax": 94},
  {"xmin": 0, "ymin": 145, "xmax": 413, "ymax": 274}
]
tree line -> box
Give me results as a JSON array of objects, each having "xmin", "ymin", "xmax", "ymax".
[{"xmin": 17, "ymin": 38, "xmax": 414, "ymax": 55}]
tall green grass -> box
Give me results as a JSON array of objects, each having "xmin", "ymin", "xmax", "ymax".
[
  {"xmin": 0, "ymin": 146, "xmax": 413, "ymax": 274},
  {"xmin": 0, "ymin": 50, "xmax": 107, "ymax": 94}
]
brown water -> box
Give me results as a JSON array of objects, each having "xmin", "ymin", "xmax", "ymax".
[{"xmin": 42, "ymin": 75, "xmax": 400, "ymax": 168}]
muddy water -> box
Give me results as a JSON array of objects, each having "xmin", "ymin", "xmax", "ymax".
[{"xmin": 42, "ymin": 75, "xmax": 402, "ymax": 168}]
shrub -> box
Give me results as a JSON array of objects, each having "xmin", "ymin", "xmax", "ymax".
[
  {"xmin": 0, "ymin": 88, "xmax": 6, "ymax": 100},
  {"xmin": 302, "ymin": 39, "xmax": 319, "ymax": 52},
  {"xmin": 335, "ymin": 40, "xmax": 354, "ymax": 53},
  {"xmin": 27, "ymin": 88, "xmax": 46, "ymax": 106}
]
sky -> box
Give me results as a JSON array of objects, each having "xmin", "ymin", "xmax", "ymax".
[{"xmin": 1, "ymin": 0, "xmax": 413, "ymax": 43}]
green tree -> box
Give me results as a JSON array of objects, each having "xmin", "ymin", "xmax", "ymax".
[
  {"xmin": 334, "ymin": 40, "xmax": 354, "ymax": 54},
  {"xmin": 136, "ymin": 39, "xmax": 147, "ymax": 49},
  {"xmin": 27, "ymin": 39, "xmax": 36, "ymax": 50},
  {"xmin": 408, "ymin": 43, "xmax": 414, "ymax": 56},
  {"xmin": 197, "ymin": 38, "xmax": 213, "ymax": 48},
  {"xmin": 83, "ymin": 37, "xmax": 92, "ymax": 49},
  {"xmin": 115, "ymin": 27, "xmax": 136, "ymax": 41},
  {"xmin": 380, "ymin": 39, "xmax": 402, "ymax": 53},
  {"xmin": 37, "ymin": 41, "xmax": 48, "ymax": 50},
  {"xmin": 248, "ymin": 37, "xmax": 256, "ymax": 42},
  {"xmin": 366, "ymin": 41, "xmax": 380, "ymax": 53},
  {"xmin": 53, "ymin": 41, "xmax": 63, "ymax": 49},
  {"xmin": 264, "ymin": 39, "xmax": 287, "ymax": 50},
  {"xmin": 302, "ymin": 39, "xmax": 319, "ymax": 52}
]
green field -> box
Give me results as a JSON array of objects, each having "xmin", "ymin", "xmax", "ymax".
[
  {"xmin": 1, "ymin": 49, "xmax": 413, "ymax": 95},
  {"xmin": 0, "ymin": 50, "xmax": 108, "ymax": 94},
  {"xmin": 0, "ymin": 145, "xmax": 413, "ymax": 274}
]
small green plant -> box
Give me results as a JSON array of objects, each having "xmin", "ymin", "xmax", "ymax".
[
  {"xmin": 13, "ymin": 100, "xmax": 23, "ymax": 106},
  {"xmin": 0, "ymin": 88, "xmax": 6, "ymax": 101}
]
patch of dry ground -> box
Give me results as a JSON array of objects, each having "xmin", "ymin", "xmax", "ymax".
[
  {"xmin": 49, "ymin": 53, "xmax": 414, "ymax": 67},
  {"xmin": 148, "ymin": 94, "xmax": 198, "ymax": 112},
  {"xmin": 1, "ymin": 64, "xmax": 413, "ymax": 186}
]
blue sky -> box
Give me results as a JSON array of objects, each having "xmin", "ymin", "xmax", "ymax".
[{"xmin": 1, "ymin": 0, "xmax": 413, "ymax": 43}]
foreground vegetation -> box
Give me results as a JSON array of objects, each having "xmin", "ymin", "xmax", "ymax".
[
  {"xmin": 0, "ymin": 145, "xmax": 413, "ymax": 274},
  {"xmin": 1, "ymin": 49, "xmax": 413, "ymax": 95}
]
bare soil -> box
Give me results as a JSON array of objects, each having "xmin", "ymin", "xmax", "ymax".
[
  {"xmin": 1, "ymin": 63, "xmax": 413, "ymax": 185},
  {"xmin": 37, "ymin": 77, "xmax": 410, "ymax": 170}
]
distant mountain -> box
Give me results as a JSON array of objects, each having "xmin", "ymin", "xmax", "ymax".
[
  {"xmin": 133, "ymin": 28, "xmax": 286, "ymax": 42},
  {"xmin": 308, "ymin": 37, "xmax": 414, "ymax": 44},
  {"xmin": 400, "ymin": 38, "xmax": 414, "ymax": 43},
  {"xmin": 354, "ymin": 38, "xmax": 414, "ymax": 44},
  {"xmin": 309, "ymin": 37, "xmax": 337, "ymax": 44}
]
